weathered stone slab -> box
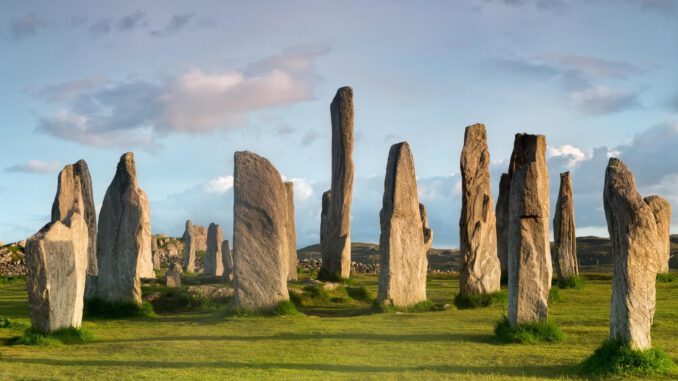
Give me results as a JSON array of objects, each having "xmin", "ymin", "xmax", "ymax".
[
  {"xmin": 553, "ymin": 171, "xmax": 578, "ymax": 281},
  {"xmin": 232, "ymin": 151, "xmax": 289, "ymax": 310},
  {"xmin": 320, "ymin": 86, "xmax": 354, "ymax": 280},
  {"xmin": 604, "ymin": 158, "xmax": 659, "ymax": 350},
  {"xmin": 137, "ymin": 190, "xmax": 155, "ymax": 279},
  {"xmin": 204, "ymin": 223, "xmax": 224, "ymax": 277},
  {"xmin": 284, "ymin": 182, "xmax": 298, "ymax": 281},
  {"xmin": 377, "ymin": 142, "xmax": 431, "ymax": 307},
  {"xmin": 495, "ymin": 173, "xmax": 510, "ymax": 279},
  {"xmin": 507, "ymin": 134, "xmax": 552, "ymax": 326},
  {"xmin": 25, "ymin": 214, "xmax": 88, "ymax": 332},
  {"xmin": 165, "ymin": 263, "xmax": 182, "ymax": 288},
  {"xmin": 459, "ymin": 124, "xmax": 500, "ymax": 295},
  {"xmin": 644, "ymin": 195, "xmax": 672, "ymax": 274},
  {"xmin": 182, "ymin": 220, "xmax": 196, "ymax": 273}
]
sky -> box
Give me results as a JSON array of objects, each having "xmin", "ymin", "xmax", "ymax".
[{"xmin": 1, "ymin": 0, "xmax": 677, "ymax": 248}]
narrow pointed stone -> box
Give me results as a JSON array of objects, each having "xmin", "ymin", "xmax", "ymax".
[
  {"xmin": 320, "ymin": 86, "xmax": 354, "ymax": 280},
  {"xmin": 151, "ymin": 236, "xmax": 161, "ymax": 270},
  {"xmin": 644, "ymin": 195, "xmax": 672, "ymax": 274},
  {"xmin": 284, "ymin": 182, "xmax": 298, "ymax": 281},
  {"xmin": 459, "ymin": 124, "xmax": 500, "ymax": 295},
  {"xmin": 137, "ymin": 190, "xmax": 154, "ymax": 279},
  {"xmin": 495, "ymin": 173, "xmax": 510, "ymax": 280},
  {"xmin": 507, "ymin": 134, "xmax": 552, "ymax": 326},
  {"xmin": 221, "ymin": 240, "xmax": 233, "ymax": 282},
  {"xmin": 232, "ymin": 151, "xmax": 289, "ymax": 310},
  {"xmin": 204, "ymin": 223, "xmax": 224, "ymax": 277},
  {"xmin": 604, "ymin": 158, "xmax": 659, "ymax": 350},
  {"xmin": 182, "ymin": 220, "xmax": 196, "ymax": 273},
  {"xmin": 553, "ymin": 172, "xmax": 578, "ymax": 281},
  {"xmin": 377, "ymin": 142, "xmax": 430, "ymax": 307}
]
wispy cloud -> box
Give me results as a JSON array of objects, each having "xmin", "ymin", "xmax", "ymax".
[
  {"xmin": 569, "ymin": 86, "xmax": 640, "ymax": 115},
  {"xmin": 5, "ymin": 160, "xmax": 61, "ymax": 173},
  {"xmin": 8, "ymin": 14, "xmax": 48, "ymax": 41},
  {"xmin": 150, "ymin": 11, "xmax": 195, "ymax": 37}
]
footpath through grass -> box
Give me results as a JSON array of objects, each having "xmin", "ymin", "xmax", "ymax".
[{"xmin": 0, "ymin": 273, "xmax": 676, "ymax": 380}]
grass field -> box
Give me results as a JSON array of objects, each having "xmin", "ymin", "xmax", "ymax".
[{"xmin": 0, "ymin": 273, "xmax": 676, "ymax": 380}]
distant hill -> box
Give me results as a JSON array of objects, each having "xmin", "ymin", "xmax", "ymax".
[{"xmin": 299, "ymin": 234, "xmax": 678, "ymax": 273}]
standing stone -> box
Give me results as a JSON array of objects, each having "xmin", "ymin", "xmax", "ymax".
[
  {"xmin": 507, "ymin": 134, "xmax": 552, "ymax": 326},
  {"xmin": 204, "ymin": 223, "xmax": 224, "ymax": 277},
  {"xmin": 459, "ymin": 124, "xmax": 500, "ymax": 296},
  {"xmin": 151, "ymin": 236, "xmax": 161, "ymax": 270},
  {"xmin": 644, "ymin": 195, "xmax": 672, "ymax": 274},
  {"xmin": 320, "ymin": 86, "xmax": 354, "ymax": 280},
  {"xmin": 165, "ymin": 263, "xmax": 182, "ymax": 288},
  {"xmin": 284, "ymin": 182, "xmax": 298, "ymax": 281},
  {"xmin": 25, "ymin": 214, "xmax": 88, "ymax": 333},
  {"xmin": 137, "ymin": 191, "xmax": 155, "ymax": 279},
  {"xmin": 182, "ymin": 220, "xmax": 196, "ymax": 273},
  {"xmin": 232, "ymin": 151, "xmax": 289, "ymax": 310},
  {"xmin": 495, "ymin": 173, "xmax": 510, "ymax": 280},
  {"xmin": 95, "ymin": 152, "xmax": 150, "ymax": 305},
  {"xmin": 192, "ymin": 225, "xmax": 208, "ymax": 251},
  {"xmin": 221, "ymin": 240, "xmax": 233, "ymax": 282},
  {"xmin": 553, "ymin": 172, "xmax": 579, "ymax": 281},
  {"xmin": 605, "ymin": 158, "xmax": 659, "ymax": 350},
  {"xmin": 51, "ymin": 160, "xmax": 97, "ymax": 276},
  {"xmin": 377, "ymin": 142, "xmax": 431, "ymax": 307}
]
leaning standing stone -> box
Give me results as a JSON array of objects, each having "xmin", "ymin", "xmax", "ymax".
[
  {"xmin": 284, "ymin": 182, "xmax": 298, "ymax": 281},
  {"xmin": 604, "ymin": 158, "xmax": 659, "ymax": 350},
  {"xmin": 183, "ymin": 220, "xmax": 196, "ymax": 273},
  {"xmin": 377, "ymin": 142, "xmax": 431, "ymax": 307},
  {"xmin": 320, "ymin": 86, "xmax": 355, "ymax": 280},
  {"xmin": 553, "ymin": 172, "xmax": 579, "ymax": 282},
  {"xmin": 204, "ymin": 223, "xmax": 224, "ymax": 277},
  {"xmin": 459, "ymin": 124, "xmax": 500, "ymax": 295},
  {"xmin": 495, "ymin": 173, "xmax": 510, "ymax": 279},
  {"xmin": 25, "ymin": 214, "xmax": 88, "ymax": 332},
  {"xmin": 507, "ymin": 134, "xmax": 552, "ymax": 326},
  {"xmin": 232, "ymin": 151, "xmax": 289, "ymax": 310},
  {"xmin": 644, "ymin": 195, "xmax": 672, "ymax": 274}
]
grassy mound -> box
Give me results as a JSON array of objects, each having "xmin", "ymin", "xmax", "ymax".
[
  {"xmin": 84, "ymin": 298, "xmax": 156, "ymax": 319},
  {"xmin": 656, "ymin": 273, "xmax": 677, "ymax": 283},
  {"xmin": 454, "ymin": 291, "xmax": 506, "ymax": 309},
  {"xmin": 151, "ymin": 289, "xmax": 210, "ymax": 314},
  {"xmin": 557, "ymin": 275, "xmax": 586, "ymax": 289},
  {"xmin": 5, "ymin": 327, "xmax": 93, "ymax": 346},
  {"xmin": 581, "ymin": 340, "xmax": 677, "ymax": 376},
  {"xmin": 317, "ymin": 268, "xmax": 344, "ymax": 282},
  {"xmin": 225, "ymin": 300, "xmax": 301, "ymax": 317},
  {"xmin": 345, "ymin": 286, "xmax": 372, "ymax": 302},
  {"xmin": 494, "ymin": 317, "xmax": 564, "ymax": 344},
  {"xmin": 372, "ymin": 299, "xmax": 446, "ymax": 313}
]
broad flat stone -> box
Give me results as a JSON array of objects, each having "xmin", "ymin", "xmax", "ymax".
[
  {"xmin": 553, "ymin": 171, "xmax": 579, "ymax": 281},
  {"xmin": 284, "ymin": 182, "xmax": 298, "ymax": 281},
  {"xmin": 203, "ymin": 223, "xmax": 224, "ymax": 277},
  {"xmin": 644, "ymin": 195, "xmax": 672, "ymax": 274}
]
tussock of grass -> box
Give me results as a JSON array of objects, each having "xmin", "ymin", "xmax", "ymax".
[
  {"xmin": 581, "ymin": 340, "xmax": 677, "ymax": 376},
  {"xmin": 5, "ymin": 327, "xmax": 93, "ymax": 346},
  {"xmin": 454, "ymin": 291, "xmax": 506, "ymax": 309},
  {"xmin": 225, "ymin": 300, "xmax": 301, "ymax": 317},
  {"xmin": 656, "ymin": 273, "xmax": 677, "ymax": 283},
  {"xmin": 84, "ymin": 298, "xmax": 156, "ymax": 319},
  {"xmin": 372, "ymin": 299, "xmax": 445, "ymax": 313},
  {"xmin": 345, "ymin": 286, "xmax": 372, "ymax": 302},
  {"xmin": 151, "ymin": 289, "xmax": 217, "ymax": 313},
  {"xmin": 317, "ymin": 268, "xmax": 344, "ymax": 282},
  {"xmin": 494, "ymin": 317, "xmax": 564, "ymax": 344},
  {"xmin": 557, "ymin": 275, "xmax": 586, "ymax": 289},
  {"xmin": 548, "ymin": 287, "xmax": 562, "ymax": 303},
  {"xmin": 292, "ymin": 283, "xmax": 372, "ymax": 307},
  {"xmin": 0, "ymin": 316, "xmax": 25, "ymax": 329}
]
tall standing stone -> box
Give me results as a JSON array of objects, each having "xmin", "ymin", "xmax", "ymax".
[
  {"xmin": 183, "ymin": 220, "xmax": 196, "ymax": 273},
  {"xmin": 284, "ymin": 182, "xmax": 298, "ymax": 281},
  {"xmin": 320, "ymin": 86, "xmax": 354, "ymax": 280},
  {"xmin": 459, "ymin": 124, "xmax": 500, "ymax": 295},
  {"xmin": 151, "ymin": 236, "xmax": 161, "ymax": 270},
  {"xmin": 221, "ymin": 240, "xmax": 233, "ymax": 282},
  {"xmin": 137, "ymin": 191, "xmax": 155, "ymax": 279},
  {"xmin": 553, "ymin": 172, "xmax": 579, "ymax": 282},
  {"xmin": 232, "ymin": 151, "xmax": 289, "ymax": 310},
  {"xmin": 95, "ymin": 152, "xmax": 150, "ymax": 304},
  {"xmin": 604, "ymin": 158, "xmax": 659, "ymax": 350},
  {"xmin": 377, "ymin": 142, "xmax": 432, "ymax": 307},
  {"xmin": 25, "ymin": 214, "xmax": 88, "ymax": 333},
  {"xmin": 51, "ymin": 160, "xmax": 97, "ymax": 276},
  {"xmin": 495, "ymin": 173, "xmax": 510, "ymax": 280},
  {"xmin": 204, "ymin": 223, "xmax": 224, "ymax": 277},
  {"xmin": 644, "ymin": 195, "xmax": 672, "ymax": 274},
  {"xmin": 507, "ymin": 134, "xmax": 552, "ymax": 326}
]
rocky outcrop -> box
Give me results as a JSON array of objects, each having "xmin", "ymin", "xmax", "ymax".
[
  {"xmin": 320, "ymin": 86, "xmax": 354, "ymax": 280},
  {"xmin": 644, "ymin": 195, "xmax": 672, "ymax": 274},
  {"xmin": 285, "ymin": 182, "xmax": 298, "ymax": 281},
  {"xmin": 507, "ymin": 134, "xmax": 552, "ymax": 326},
  {"xmin": 459, "ymin": 124, "xmax": 500, "ymax": 296},
  {"xmin": 232, "ymin": 151, "xmax": 289, "ymax": 310},
  {"xmin": 222, "ymin": 240, "xmax": 233, "ymax": 282},
  {"xmin": 182, "ymin": 220, "xmax": 196, "ymax": 273},
  {"xmin": 495, "ymin": 173, "xmax": 510, "ymax": 279},
  {"xmin": 165, "ymin": 262, "xmax": 182, "ymax": 288},
  {"xmin": 604, "ymin": 158, "xmax": 659, "ymax": 350},
  {"xmin": 377, "ymin": 142, "xmax": 431, "ymax": 307},
  {"xmin": 203, "ymin": 223, "xmax": 224, "ymax": 277},
  {"xmin": 553, "ymin": 172, "xmax": 578, "ymax": 281},
  {"xmin": 25, "ymin": 214, "xmax": 88, "ymax": 333},
  {"xmin": 51, "ymin": 160, "xmax": 97, "ymax": 276},
  {"xmin": 94, "ymin": 152, "xmax": 150, "ymax": 305}
]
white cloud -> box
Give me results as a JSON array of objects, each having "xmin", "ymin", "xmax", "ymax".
[
  {"xmin": 5, "ymin": 160, "xmax": 61, "ymax": 173},
  {"xmin": 204, "ymin": 176, "xmax": 234, "ymax": 194},
  {"xmin": 290, "ymin": 178, "xmax": 314, "ymax": 201},
  {"xmin": 569, "ymin": 86, "xmax": 639, "ymax": 115}
]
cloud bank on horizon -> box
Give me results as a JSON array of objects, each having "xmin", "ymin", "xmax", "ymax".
[{"xmin": 0, "ymin": 0, "xmax": 676, "ymax": 247}]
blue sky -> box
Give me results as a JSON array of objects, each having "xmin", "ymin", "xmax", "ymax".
[{"xmin": 1, "ymin": 0, "xmax": 676, "ymax": 248}]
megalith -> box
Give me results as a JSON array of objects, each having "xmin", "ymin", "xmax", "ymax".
[
  {"xmin": 151, "ymin": 236, "xmax": 161, "ymax": 270},
  {"xmin": 285, "ymin": 182, "xmax": 298, "ymax": 281},
  {"xmin": 495, "ymin": 173, "xmax": 510, "ymax": 279},
  {"xmin": 553, "ymin": 172, "xmax": 579, "ymax": 282},
  {"xmin": 459, "ymin": 124, "xmax": 500, "ymax": 295},
  {"xmin": 320, "ymin": 86, "xmax": 354, "ymax": 280},
  {"xmin": 165, "ymin": 263, "xmax": 182, "ymax": 288},
  {"xmin": 182, "ymin": 220, "xmax": 196, "ymax": 273},
  {"xmin": 644, "ymin": 195, "xmax": 672, "ymax": 274},
  {"xmin": 221, "ymin": 240, "xmax": 233, "ymax": 282},
  {"xmin": 204, "ymin": 223, "xmax": 224, "ymax": 277},
  {"xmin": 232, "ymin": 151, "xmax": 289, "ymax": 310}
]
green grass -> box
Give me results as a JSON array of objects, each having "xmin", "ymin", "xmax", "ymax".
[
  {"xmin": 494, "ymin": 317, "xmax": 564, "ymax": 344},
  {"xmin": 581, "ymin": 340, "xmax": 677, "ymax": 376},
  {"xmin": 84, "ymin": 298, "xmax": 157, "ymax": 319},
  {"xmin": 454, "ymin": 291, "xmax": 506, "ymax": 309},
  {"xmin": 372, "ymin": 299, "xmax": 445, "ymax": 313},
  {"xmin": 5, "ymin": 327, "xmax": 93, "ymax": 346},
  {"xmin": 657, "ymin": 273, "xmax": 677, "ymax": 283},
  {"xmin": 0, "ymin": 315, "xmax": 25, "ymax": 329},
  {"xmin": 225, "ymin": 300, "xmax": 300, "ymax": 317},
  {"xmin": 548, "ymin": 286, "xmax": 563, "ymax": 303},
  {"xmin": 0, "ymin": 273, "xmax": 676, "ymax": 380},
  {"xmin": 557, "ymin": 275, "xmax": 587, "ymax": 289}
]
